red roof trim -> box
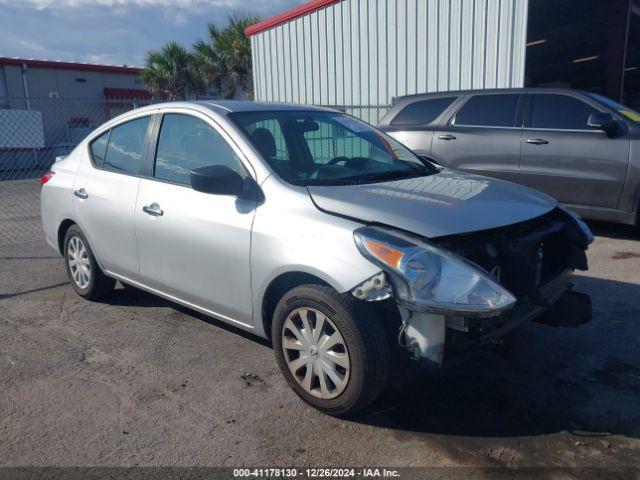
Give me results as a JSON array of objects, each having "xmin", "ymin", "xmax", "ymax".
[
  {"xmin": 0, "ymin": 57, "xmax": 141, "ymax": 75},
  {"xmin": 245, "ymin": 0, "xmax": 342, "ymax": 36},
  {"xmin": 103, "ymin": 88, "xmax": 151, "ymax": 99}
]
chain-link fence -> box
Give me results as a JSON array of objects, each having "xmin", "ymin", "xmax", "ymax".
[
  {"xmin": 0, "ymin": 97, "xmax": 150, "ymax": 248},
  {"xmin": 0, "ymin": 97, "xmax": 389, "ymax": 249}
]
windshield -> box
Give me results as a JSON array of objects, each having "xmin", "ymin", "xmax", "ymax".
[
  {"xmin": 230, "ymin": 110, "xmax": 436, "ymax": 186},
  {"xmin": 586, "ymin": 93, "xmax": 640, "ymax": 124}
]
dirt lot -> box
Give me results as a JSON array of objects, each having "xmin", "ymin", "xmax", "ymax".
[{"xmin": 1, "ymin": 180, "xmax": 639, "ymax": 475}]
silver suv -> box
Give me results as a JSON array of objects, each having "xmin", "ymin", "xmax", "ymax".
[
  {"xmin": 41, "ymin": 101, "xmax": 593, "ymax": 416},
  {"xmin": 378, "ymin": 88, "xmax": 640, "ymax": 227}
]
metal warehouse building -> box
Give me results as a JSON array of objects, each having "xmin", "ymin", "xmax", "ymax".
[{"xmin": 246, "ymin": 0, "xmax": 639, "ymax": 122}]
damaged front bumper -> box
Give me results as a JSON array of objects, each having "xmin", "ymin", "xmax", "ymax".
[
  {"xmin": 352, "ymin": 207, "xmax": 594, "ymax": 368},
  {"xmin": 397, "ymin": 270, "xmax": 592, "ymax": 368},
  {"xmin": 447, "ymin": 269, "xmax": 591, "ymax": 346}
]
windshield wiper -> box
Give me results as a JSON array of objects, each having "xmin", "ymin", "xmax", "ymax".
[
  {"xmin": 355, "ymin": 169, "xmax": 429, "ymax": 185},
  {"xmin": 297, "ymin": 178, "xmax": 360, "ymax": 186}
]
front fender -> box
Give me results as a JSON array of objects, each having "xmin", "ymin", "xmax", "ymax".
[{"xmin": 250, "ymin": 178, "xmax": 380, "ymax": 338}]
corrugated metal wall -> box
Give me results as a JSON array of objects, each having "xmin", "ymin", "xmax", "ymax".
[{"xmin": 251, "ymin": 0, "xmax": 529, "ymax": 123}]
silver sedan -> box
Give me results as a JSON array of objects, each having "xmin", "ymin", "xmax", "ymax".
[{"xmin": 41, "ymin": 101, "xmax": 594, "ymax": 416}]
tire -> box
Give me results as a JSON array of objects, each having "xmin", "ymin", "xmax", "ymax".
[
  {"xmin": 272, "ymin": 284, "xmax": 390, "ymax": 417},
  {"xmin": 63, "ymin": 224, "xmax": 115, "ymax": 300}
]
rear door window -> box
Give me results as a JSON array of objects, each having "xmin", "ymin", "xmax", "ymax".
[
  {"xmin": 530, "ymin": 94, "xmax": 599, "ymax": 130},
  {"xmin": 102, "ymin": 116, "xmax": 151, "ymax": 174},
  {"xmin": 453, "ymin": 94, "xmax": 521, "ymax": 127},
  {"xmin": 390, "ymin": 97, "xmax": 456, "ymax": 125}
]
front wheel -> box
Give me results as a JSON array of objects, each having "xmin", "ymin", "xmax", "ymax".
[{"xmin": 272, "ymin": 285, "xmax": 390, "ymax": 417}]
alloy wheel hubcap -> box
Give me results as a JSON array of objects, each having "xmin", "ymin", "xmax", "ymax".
[
  {"xmin": 282, "ymin": 307, "xmax": 350, "ymax": 399},
  {"xmin": 67, "ymin": 236, "xmax": 91, "ymax": 289}
]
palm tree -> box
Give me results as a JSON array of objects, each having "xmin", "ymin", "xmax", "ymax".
[
  {"xmin": 193, "ymin": 15, "xmax": 260, "ymax": 100},
  {"xmin": 141, "ymin": 42, "xmax": 203, "ymax": 100}
]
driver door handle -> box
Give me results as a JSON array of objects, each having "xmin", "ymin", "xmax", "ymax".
[
  {"xmin": 142, "ymin": 203, "xmax": 163, "ymax": 217},
  {"xmin": 526, "ymin": 138, "xmax": 549, "ymax": 145},
  {"xmin": 438, "ymin": 134, "xmax": 456, "ymax": 140},
  {"xmin": 73, "ymin": 188, "xmax": 88, "ymax": 199}
]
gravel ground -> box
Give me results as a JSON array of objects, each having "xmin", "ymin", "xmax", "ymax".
[{"xmin": 1, "ymin": 180, "xmax": 639, "ymax": 475}]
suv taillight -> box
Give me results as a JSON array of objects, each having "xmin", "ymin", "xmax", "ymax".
[{"xmin": 41, "ymin": 170, "xmax": 55, "ymax": 187}]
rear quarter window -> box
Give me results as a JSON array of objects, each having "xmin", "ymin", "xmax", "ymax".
[
  {"xmin": 390, "ymin": 97, "xmax": 456, "ymax": 126},
  {"xmin": 89, "ymin": 131, "xmax": 109, "ymax": 167}
]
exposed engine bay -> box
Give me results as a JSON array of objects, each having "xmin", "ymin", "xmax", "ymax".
[
  {"xmin": 431, "ymin": 207, "xmax": 591, "ymax": 302},
  {"xmin": 356, "ymin": 208, "xmax": 594, "ymax": 367}
]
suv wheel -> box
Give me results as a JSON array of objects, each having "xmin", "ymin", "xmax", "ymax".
[
  {"xmin": 63, "ymin": 225, "xmax": 115, "ymax": 300},
  {"xmin": 272, "ymin": 285, "xmax": 389, "ymax": 417}
]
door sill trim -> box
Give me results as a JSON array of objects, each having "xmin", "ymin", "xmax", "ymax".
[
  {"xmin": 105, "ymin": 270, "xmax": 255, "ymax": 332},
  {"xmin": 564, "ymin": 204, "xmax": 636, "ymax": 225}
]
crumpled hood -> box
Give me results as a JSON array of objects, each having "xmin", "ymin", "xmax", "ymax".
[{"xmin": 307, "ymin": 170, "xmax": 557, "ymax": 238}]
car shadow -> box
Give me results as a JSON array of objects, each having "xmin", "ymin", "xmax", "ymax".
[
  {"xmin": 106, "ymin": 284, "xmax": 272, "ymax": 348},
  {"xmin": 104, "ymin": 276, "xmax": 639, "ymax": 440},
  {"xmin": 353, "ymin": 274, "xmax": 640, "ymax": 439},
  {"xmin": 587, "ymin": 221, "xmax": 638, "ymax": 240},
  {"xmin": 0, "ymin": 281, "xmax": 69, "ymax": 301}
]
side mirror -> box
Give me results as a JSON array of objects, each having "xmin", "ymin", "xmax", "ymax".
[
  {"xmin": 190, "ymin": 165, "xmax": 264, "ymax": 202},
  {"xmin": 190, "ymin": 165, "xmax": 245, "ymax": 196},
  {"xmin": 587, "ymin": 112, "xmax": 616, "ymax": 136}
]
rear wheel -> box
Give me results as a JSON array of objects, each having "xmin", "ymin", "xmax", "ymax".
[
  {"xmin": 63, "ymin": 225, "xmax": 115, "ymax": 300},
  {"xmin": 272, "ymin": 285, "xmax": 389, "ymax": 417}
]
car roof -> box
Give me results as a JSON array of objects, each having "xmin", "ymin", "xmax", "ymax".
[
  {"xmin": 193, "ymin": 100, "xmax": 337, "ymax": 114},
  {"xmin": 393, "ymin": 87, "xmax": 590, "ymax": 102},
  {"xmin": 91, "ymin": 100, "xmax": 341, "ymax": 140}
]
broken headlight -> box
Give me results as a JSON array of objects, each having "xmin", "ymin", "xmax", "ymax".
[{"xmin": 354, "ymin": 226, "xmax": 516, "ymax": 317}]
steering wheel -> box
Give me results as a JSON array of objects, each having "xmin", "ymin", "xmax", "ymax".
[{"xmin": 327, "ymin": 156, "xmax": 350, "ymax": 166}]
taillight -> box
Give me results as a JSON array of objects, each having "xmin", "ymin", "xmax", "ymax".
[{"xmin": 41, "ymin": 170, "xmax": 55, "ymax": 187}]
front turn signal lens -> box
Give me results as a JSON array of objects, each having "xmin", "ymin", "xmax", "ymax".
[{"xmin": 363, "ymin": 239, "xmax": 404, "ymax": 269}]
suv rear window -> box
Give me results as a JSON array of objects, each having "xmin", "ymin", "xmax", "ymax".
[
  {"xmin": 390, "ymin": 97, "xmax": 456, "ymax": 126},
  {"xmin": 453, "ymin": 94, "xmax": 520, "ymax": 127}
]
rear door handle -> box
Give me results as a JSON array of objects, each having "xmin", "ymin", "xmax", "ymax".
[
  {"xmin": 526, "ymin": 138, "xmax": 549, "ymax": 145},
  {"xmin": 142, "ymin": 203, "xmax": 163, "ymax": 217},
  {"xmin": 438, "ymin": 134, "xmax": 456, "ymax": 140},
  {"xmin": 73, "ymin": 188, "xmax": 88, "ymax": 199}
]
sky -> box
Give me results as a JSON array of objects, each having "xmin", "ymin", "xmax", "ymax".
[{"xmin": 0, "ymin": 0, "xmax": 301, "ymax": 67}]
